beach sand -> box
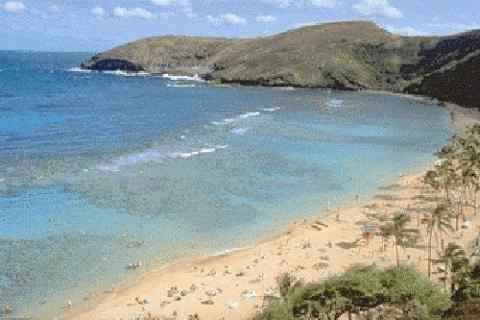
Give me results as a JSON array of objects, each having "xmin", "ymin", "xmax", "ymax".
[{"xmin": 61, "ymin": 103, "xmax": 480, "ymax": 320}]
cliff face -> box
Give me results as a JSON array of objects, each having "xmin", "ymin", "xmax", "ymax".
[
  {"xmin": 82, "ymin": 21, "xmax": 480, "ymax": 109},
  {"xmin": 404, "ymin": 31, "xmax": 480, "ymax": 109}
]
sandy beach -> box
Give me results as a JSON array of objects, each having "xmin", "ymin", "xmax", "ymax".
[
  {"xmin": 4, "ymin": 13, "xmax": 480, "ymax": 320},
  {"xmin": 57, "ymin": 103, "xmax": 480, "ymax": 320}
]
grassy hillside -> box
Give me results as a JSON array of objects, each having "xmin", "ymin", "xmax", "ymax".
[
  {"xmin": 82, "ymin": 21, "xmax": 480, "ymax": 109},
  {"xmin": 209, "ymin": 21, "xmax": 434, "ymax": 90}
]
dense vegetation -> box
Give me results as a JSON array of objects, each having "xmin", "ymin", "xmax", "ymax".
[
  {"xmin": 256, "ymin": 259, "xmax": 480, "ymax": 320},
  {"xmin": 256, "ymin": 266, "xmax": 449, "ymax": 320},
  {"xmin": 256, "ymin": 126, "xmax": 480, "ymax": 319}
]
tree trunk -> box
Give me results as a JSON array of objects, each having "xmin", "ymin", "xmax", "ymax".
[
  {"xmin": 475, "ymin": 191, "xmax": 478, "ymax": 216},
  {"xmin": 444, "ymin": 262, "xmax": 448, "ymax": 291},
  {"xmin": 428, "ymin": 229, "xmax": 433, "ymax": 279},
  {"xmin": 395, "ymin": 239, "xmax": 400, "ymax": 267},
  {"xmin": 456, "ymin": 214, "xmax": 460, "ymax": 231}
]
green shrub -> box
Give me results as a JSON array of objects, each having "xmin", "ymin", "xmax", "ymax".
[
  {"xmin": 444, "ymin": 298, "xmax": 480, "ymax": 320},
  {"xmin": 256, "ymin": 265, "xmax": 450, "ymax": 320}
]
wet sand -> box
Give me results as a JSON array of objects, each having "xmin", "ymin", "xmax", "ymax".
[
  {"xmin": 60, "ymin": 102, "xmax": 480, "ymax": 320},
  {"xmin": 63, "ymin": 173, "xmax": 479, "ymax": 320}
]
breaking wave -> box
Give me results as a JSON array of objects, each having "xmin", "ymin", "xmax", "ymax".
[
  {"xmin": 166, "ymin": 84, "xmax": 197, "ymax": 88},
  {"xmin": 160, "ymin": 74, "xmax": 204, "ymax": 82},
  {"xmin": 231, "ymin": 127, "xmax": 249, "ymax": 135},
  {"xmin": 261, "ymin": 107, "xmax": 281, "ymax": 112},
  {"xmin": 326, "ymin": 99, "xmax": 344, "ymax": 108},
  {"xmin": 67, "ymin": 68, "xmax": 151, "ymax": 77},
  {"xmin": 97, "ymin": 145, "xmax": 228, "ymax": 172},
  {"xmin": 168, "ymin": 145, "xmax": 228, "ymax": 159},
  {"xmin": 67, "ymin": 67, "xmax": 92, "ymax": 73},
  {"xmin": 212, "ymin": 111, "xmax": 261, "ymax": 126}
]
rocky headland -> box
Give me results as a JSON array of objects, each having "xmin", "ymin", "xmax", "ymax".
[{"xmin": 82, "ymin": 21, "xmax": 480, "ymax": 109}]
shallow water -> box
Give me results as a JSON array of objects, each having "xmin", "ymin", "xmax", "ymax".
[{"xmin": 0, "ymin": 51, "xmax": 451, "ymax": 318}]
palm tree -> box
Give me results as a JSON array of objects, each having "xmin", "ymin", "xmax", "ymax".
[
  {"xmin": 424, "ymin": 203, "xmax": 454, "ymax": 279},
  {"xmin": 379, "ymin": 224, "xmax": 391, "ymax": 253},
  {"xmin": 424, "ymin": 169, "xmax": 441, "ymax": 195},
  {"xmin": 434, "ymin": 242, "xmax": 469, "ymax": 292},
  {"xmin": 449, "ymin": 125, "xmax": 480, "ymax": 221},
  {"xmin": 437, "ymin": 159, "xmax": 459, "ymax": 206},
  {"xmin": 381, "ymin": 213, "xmax": 419, "ymax": 267}
]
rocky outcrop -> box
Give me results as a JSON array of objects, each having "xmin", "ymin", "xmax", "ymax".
[
  {"xmin": 82, "ymin": 21, "xmax": 480, "ymax": 109},
  {"xmin": 81, "ymin": 36, "xmax": 234, "ymax": 75},
  {"xmin": 81, "ymin": 58, "xmax": 144, "ymax": 72}
]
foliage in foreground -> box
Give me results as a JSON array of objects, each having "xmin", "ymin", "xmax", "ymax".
[
  {"xmin": 257, "ymin": 252, "xmax": 480, "ymax": 320},
  {"xmin": 256, "ymin": 265, "xmax": 450, "ymax": 320},
  {"xmin": 256, "ymin": 126, "xmax": 480, "ymax": 320}
]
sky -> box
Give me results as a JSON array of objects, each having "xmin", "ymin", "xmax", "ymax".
[{"xmin": 1, "ymin": 0, "xmax": 479, "ymax": 52}]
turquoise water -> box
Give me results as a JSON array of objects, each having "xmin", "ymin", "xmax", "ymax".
[{"xmin": 0, "ymin": 51, "xmax": 451, "ymax": 318}]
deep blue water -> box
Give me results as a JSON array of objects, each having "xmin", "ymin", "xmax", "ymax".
[{"xmin": 0, "ymin": 51, "xmax": 451, "ymax": 318}]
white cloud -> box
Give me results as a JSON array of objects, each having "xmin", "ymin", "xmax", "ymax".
[
  {"xmin": 385, "ymin": 25, "xmax": 427, "ymax": 36},
  {"xmin": 256, "ymin": 15, "xmax": 277, "ymax": 23},
  {"xmin": 150, "ymin": 0, "xmax": 195, "ymax": 18},
  {"xmin": 113, "ymin": 7, "xmax": 156, "ymax": 19},
  {"xmin": 262, "ymin": 0, "xmax": 292, "ymax": 8},
  {"xmin": 262, "ymin": 0, "xmax": 337, "ymax": 8},
  {"xmin": 310, "ymin": 0, "xmax": 337, "ymax": 8},
  {"xmin": 3, "ymin": 1, "xmax": 26, "ymax": 13},
  {"xmin": 91, "ymin": 6, "xmax": 105, "ymax": 17},
  {"xmin": 353, "ymin": 0, "xmax": 403, "ymax": 19},
  {"xmin": 207, "ymin": 13, "xmax": 247, "ymax": 26},
  {"xmin": 151, "ymin": 0, "xmax": 190, "ymax": 6}
]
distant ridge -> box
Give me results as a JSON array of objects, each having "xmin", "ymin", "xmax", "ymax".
[{"xmin": 82, "ymin": 21, "xmax": 480, "ymax": 109}]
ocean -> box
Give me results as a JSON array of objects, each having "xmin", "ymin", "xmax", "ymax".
[{"xmin": 0, "ymin": 51, "xmax": 451, "ymax": 319}]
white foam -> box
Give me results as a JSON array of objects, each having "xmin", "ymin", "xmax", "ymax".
[
  {"xmin": 103, "ymin": 70, "xmax": 150, "ymax": 77},
  {"xmin": 166, "ymin": 84, "xmax": 197, "ymax": 88},
  {"xmin": 239, "ymin": 112, "xmax": 260, "ymax": 119},
  {"xmin": 168, "ymin": 145, "xmax": 227, "ymax": 160},
  {"xmin": 103, "ymin": 70, "xmax": 129, "ymax": 76},
  {"xmin": 67, "ymin": 67, "xmax": 92, "ymax": 73},
  {"xmin": 231, "ymin": 127, "xmax": 249, "ymax": 135},
  {"xmin": 67, "ymin": 68, "xmax": 150, "ymax": 77},
  {"xmin": 161, "ymin": 74, "xmax": 204, "ymax": 82},
  {"xmin": 168, "ymin": 151, "xmax": 197, "ymax": 159},
  {"xmin": 212, "ymin": 111, "xmax": 261, "ymax": 126},
  {"xmin": 97, "ymin": 149, "xmax": 164, "ymax": 172},
  {"xmin": 326, "ymin": 99, "xmax": 344, "ymax": 108},
  {"xmin": 123, "ymin": 71, "xmax": 151, "ymax": 77},
  {"xmin": 212, "ymin": 246, "xmax": 248, "ymax": 257},
  {"xmin": 224, "ymin": 118, "xmax": 236, "ymax": 124},
  {"xmin": 273, "ymin": 86, "xmax": 295, "ymax": 91},
  {"xmin": 261, "ymin": 107, "xmax": 281, "ymax": 112}
]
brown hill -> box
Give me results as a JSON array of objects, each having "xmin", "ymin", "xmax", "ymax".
[{"xmin": 82, "ymin": 21, "xmax": 480, "ymax": 109}]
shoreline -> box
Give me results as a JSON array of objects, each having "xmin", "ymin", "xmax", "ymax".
[
  {"xmin": 60, "ymin": 159, "xmax": 433, "ymax": 320},
  {"xmin": 65, "ymin": 170, "xmax": 479, "ymax": 320},
  {"xmin": 46, "ymin": 100, "xmax": 480, "ymax": 320},
  {"xmin": 61, "ymin": 102, "xmax": 480, "ymax": 320}
]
